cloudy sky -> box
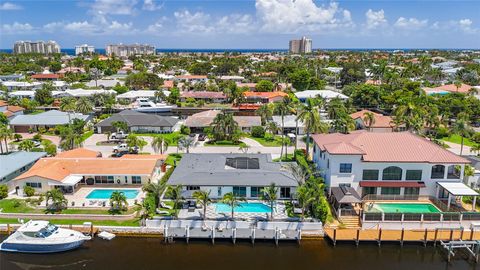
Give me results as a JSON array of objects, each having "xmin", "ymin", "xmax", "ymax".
[{"xmin": 1, "ymin": 0, "xmax": 479, "ymax": 49}]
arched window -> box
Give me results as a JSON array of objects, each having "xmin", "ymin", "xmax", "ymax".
[
  {"xmin": 431, "ymin": 165, "xmax": 445, "ymax": 179},
  {"xmin": 382, "ymin": 166, "xmax": 403, "ymax": 180},
  {"xmin": 447, "ymin": 165, "xmax": 461, "ymax": 179}
]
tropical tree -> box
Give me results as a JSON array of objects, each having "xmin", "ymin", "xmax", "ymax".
[
  {"xmin": 470, "ymin": 144, "xmax": 480, "ymax": 156},
  {"xmin": 142, "ymin": 182, "xmax": 167, "ymax": 208},
  {"xmin": 274, "ymin": 98, "xmax": 292, "ymax": 160},
  {"xmin": 330, "ymin": 112, "xmax": 355, "ymax": 134},
  {"xmin": 45, "ymin": 189, "xmax": 68, "ymax": 212},
  {"xmin": 151, "ymin": 136, "xmax": 170, "ymax": 154},
  {"xmin": 57, "ymin": 125, "xmax": 82, "ymax": 150},
  {"xmin": 256, "ymin": 104, "xmax": 273, "ymax": 126},
  {"xmin": 18, "ymin": 140, "xmax": 35, "ymax": 151},
  {"xmin": 105, "ymin": 130, "xmax": 112, "ymax": 142},
  {"xmin": 297, "ymin": 98, "xmax": 328, "ymax": 158},
  {"xmin": 221, "ymin": 192, "xmax": 246, "ymax": 220},
  {"xmin": 192, "ymin": 190, "xmax": 212, "ymax": 220},
  {"xmin": 261, "ymin": 183, "xmax": 278, "ymax": 220},
  {"xmin": 363, "ymin": 112, "xmax": 376, "ymax": 131},
  {"xmin": 295, "ymin": 185, "xmax": 315, "ymax": 221},
  {"xmin": 239, "ymin": 144, "xmax": 250, "ymax": 153},
  {"xmin": 166, "ymin": 185, "xmax": 184, "ymax": 218},
  {"xmin": 75, "ymin": 97, "xmax": 94, "ymax": 114},
  {"xmin": 0, "ymin": 125, "xmax": 13, "ymax": 154},
  {"xmin": 282, "ymin": 163, "xmax": 308, "ymax": 185},
  {"xmin": 178, "ymin": 136, "xmax": 198, "ymax": 153},
  {"xmin": 59, "ymin": 97, "xmax": 76, "ymax": 115},
  {"xmin": 110, "ymin": 191, "xmax": 128, "ymax": 211},
  {"xmin": 112, "ymin": 121, "xmax": 128, "ymax": 133},
  {"xmin": 451, "ymin": 117, "xmax": 471, "ymax": 155},
  {"xmin": 210, "ymin": 111, "xmax": 240, "ymax": 142},
  {"xmin": 266, "ymin": 121, "xmax": 279, "ymax": 135},
  {"xmin": 126, "ymin": 134, "xmax": 146, "ymax": 151}
]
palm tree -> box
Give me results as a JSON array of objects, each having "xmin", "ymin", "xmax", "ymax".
[
  {"xmin": 282, "ymin": 163, "xmax": 308, "ymax": 185},
  {"xmin": 221, "ymin": 192, "xmax": 246, "ymax": 220},
  {"xmin": 239, "ymin": 144, "xmax": 250, "ymax": 153},
  {"xmin": 274, "ymin": 98, "xmax": 291, "ymax": 160},
  {"xmin": 266, "ymin": 121, "xmax": 279, "ymax": 135},
  {"xmin": 75, "ymin": 97, "xmax": 94, "ymax": 114},
  {"xmin": 261, "ymin": 183, "xmax": 278, "ymax": 220},
  {"xmin": 126, "ymin": 134, "xmax": 146, "ymax": 151},
  {"xmin": 470, "ymin": 144, "xmax": 480, "ymax": 156},
  {"xmin": 58, "ymin": 126, "xmax": 82, "ymax": 150},
  {"xmin": 110, "ymin": 191, "xmax": 128, "ymax": 211},
  {"xmin": 256, "ymin": 104, "xmax": 273, "ymax": 126},
  {"xmin": 0, "ymin": 125, "xmax": 13, "ymax": 154},
  {"xmin": 45, "ymin": 189, "xmax": 68, "ymax": 212},
  {"xmin": 59, "ymin": 97, "xmax": 76, "ymax": 123},
  {"xmin": 210, "ymin": 111, "xmax": 240, "ymax": 142},
  {"xmin": 166, "ymin": 185, "xmax": 183, "ymax": 218},
  {"xmin": 151, "ymin": 135, "xmax": 170, "ymax": 154},
  {"xmin": 18, "ymin": 140, "xmax": 35, "ymax": 151},
  {"xmin": 297, "ymin": 98, "xmax": 328, "ymax": 158},
  {"xmin": 142, "ymin": 182, "xmax": 166, "ymax": 208},
  {"xmin": 295, "ymin": 185, "xmax": 315, "ymax": 221},
  {"xmin": 451, "ymin": 117, "xmax": 470, "ymax": 155},
  {"xmin": 192, "ymin": 190, "xmax": 212, "ymax": 220},
  {"xmin": 363, "ymin": 112, "xmax": 376, "ymax": 131},
  {"xmin": 105, "ymin": 130, "xmax": 112, "ymax": 142},
  {"xmin": 178, "ymin": 136, "xmax": 198, "ymax": 153}
]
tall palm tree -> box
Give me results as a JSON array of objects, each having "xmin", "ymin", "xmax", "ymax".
[
  {"xmin": 274, "ymin": 98, "xmax": 291, "ymax": 160},
  {"xmin": 363, "ymin": 112, "xmax": 376, "ymax": 131},
  {"xmin": 142, "ymin": 182, "xmax": 166, "ymax": 208},
  {"xmin": 45, "ymin": 189, "xmax": 68, "ymax": 212},
  {"xmin": 192, "ymin": 190, "xmax": 212, "ymax": 220},
  {"xmin": 261, "ymin": 183, "xmax": 278, "ymax": 221},
  {"xmin": 166, "ymin": 185, "xmax": 184, "ymax": 218},
  {"xmin": 151, "ymin": 136, "xmax": 170, "ymax": 154},
  {"xmin": 0, "ymin": 125, "xmax": 13, "ymax": 154},
  {"xmin": 18, "ymin": 140, "xmax": 35, "ymax": 151},
  {"xmin": 451, "ymin": 117, "xmax": 470, "ymax": 155},
  {"xmin": 59, "ymin": 97, "xmax": 76, "ymax": 123},
  {"xmin": 178, "ymin": 136, "xmax": 198, "ymax": 153},
  {"xmin": 282, "ymin": 163, "xmax": 308, "ymax": 185},
  {"xmin": 58, "ymin": 126, "xmax": 83, "ymax": 150},
  {"xmin": 295, "ymin": 185, "xmax": 315, "ymax": 221},
  {"xmin": 256, "ymin": 104, "xmax": 273, "ymax": 126},
  {"xmin": 75, "ymin": 97, "xmax": 93, "ymax": 114},
  {"xmin": 297, "ymin": 98, "xmax": 328, "ymax": 158},
  {"xmin": 266, "ymin": 121, "xmax": 279, "ymax": 135},
  {"xmin": 221, "ymin": 192, "xmax": 246, "ymax": 220},
  {"xmin": 470, "ymin": 144, "xmax": 480, "ymax": 156},
  {"xmin": 210, "ymin": 111, "xmax": 240, "ymax": 142},
  {"xmin": 110, "ymin": 191, "xmax": 128, "ymax": 211}
]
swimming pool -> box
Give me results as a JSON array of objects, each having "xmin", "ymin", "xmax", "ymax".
[
  {"xmin": 214, "ymin": 202, "xmax": 272, "ymax": 213},
  {"xmin": 86, "ymin": 189, "xmax": 140, "ymax": 200},
  {"xmin": 368, "ymin": 203, "xmax": 441, "ymax": 213}
]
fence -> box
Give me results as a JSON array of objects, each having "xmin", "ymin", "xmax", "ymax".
[{"xmin": 363, "ymin": 212, "xmax": 480, "ymax": 222}]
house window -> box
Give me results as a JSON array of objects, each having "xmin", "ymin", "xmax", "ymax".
[
  {"xmin": 327, "ymin": 159, "xmax": 330, "ymax": 169},
  {"xmin": 381, "ymin": 187, "xmax": 401, "ymax": 195},
  {"xmin": 362, "ymin": 187, "xmax": 377, "ymax": 197},
  {"xmin": 431, "ymin": 165, "xmax": 445, "ymax": 179},
  {"xmin": 186, "ymin": 186, "xmax": 200, "ymax": 191},
  {"xmin": 382, "ymin": 166, "xmax": 402, "ymax": 180},
  {"xmin": 250, "ymin": 187, "xmax": 263, "ymax": 198},
  {"xmin": 132, "ymin": 176, "xmax": 142, "ymax": 184},
  {"xmin": 339, "ymin": 163, "xmax": 352, "ymax": 173},
  {"xmin": 280, "ymin": 187, "xmax": 291, "ymax": 198},
  {"xmin": 363, "ymin": 170, "xmax": 379, "ymax": 180},
  {"xmin": 107, "ymin": 176, "xmax": 114, "ymax": 184},
  {"xmin": 406, "ymin": 170, "xmax": 422, "ymax": 181},
  {"xmin": 233, "ymin": 186, "xmax": 247, "ymax": 197},
  {"xmin": 447, "ymin": 165, "xmax": 461, "ymax": 179},
  {"xmin": 404, "ymin": 187, "xmax": 420, "ymax": 196},
  {"xmin": 26, "ymin": 182, "xmax": 42, "ymax": 188},
  {"xmin": 217, "ymin": 187, "xmax": 222, "ymax": 197}
]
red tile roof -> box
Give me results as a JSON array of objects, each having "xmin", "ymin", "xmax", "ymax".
[
  {"xmin": 236, "ymin": 104, "xmax": 262, "ymax": 110},
  {"xmin": 31, "ymin": 74, "xmax": 60, "ymax": 79},
  {"xmin": 312, "ymin": 131, "xmax": 469, "ymax": 164},
  {"xmin": 181, "ymin": 91, "xmax": 227, "ymax": 99},
  {"xmin": 6, "ymin": 105, "xmax": 24, "ymax": 113},
  {"xmin": 243, "ymin": 91, "xmax": 288, "ymax": 99},
  {"xmin": 350, "ymin": 110, "xmax": 394, "ymax": 128},
  {"xmin": 163, "ymin": 80, "xmax": 174, "ymax": 88},
  {"xmin": 433, "ymin": 83, "xmax": 472, "ymax": 94},
  {"xmin": 176, "ymin": 75, "xmax": 207, "ymax": 80}
]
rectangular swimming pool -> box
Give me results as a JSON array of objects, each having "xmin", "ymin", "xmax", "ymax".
[
  {"xmin": 86, "ymin": 189, "xmax": 140, "ymax": 200},
  {"xmin": 214, "ymin": 203, "xmax": 271, "ymax": 213},
  {"xmin": 367, "ymin": 203, "xmax": 441, "ymax": 213}
]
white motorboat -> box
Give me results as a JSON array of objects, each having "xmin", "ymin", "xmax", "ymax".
[
  {"xmin": 0, "ymin": 220, "xmax": 91, "ymax": 253},
  {"xmin": 133, "ymin": 98, "xmax": 175, "ymax": 113}
]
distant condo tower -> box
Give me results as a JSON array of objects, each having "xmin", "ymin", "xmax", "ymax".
[
  {"xmin": 75, "ymin": 44, "xmax": 95, "ymax": 55},
  {"xmin": 13, "ymin": 40, "xmax": 60, "ymax": 54},
  {"xmin": 289, "ymin": 36, "xmax": 312, "ymax": 54},
  {"xmin": 106, "ymin": 43, "xmax": 155, "ymax": 57}
]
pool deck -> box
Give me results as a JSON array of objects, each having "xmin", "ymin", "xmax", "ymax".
[
  {"xmin": 64, "ymin": 186, "xmax": 144, "ymax": 208},
  {"xmin": 177, "ymin": 202, "xmax": 289, "ymax": 220}
]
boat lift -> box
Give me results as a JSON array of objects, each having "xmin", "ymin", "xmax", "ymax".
[{"xmin": 440, "ymin": 240, "xmax": 480, "ymax": 262}]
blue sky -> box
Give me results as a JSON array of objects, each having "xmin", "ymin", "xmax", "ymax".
[{"xmin": 1, "ymin": 0, "xmax": 479, "ymax": 49}]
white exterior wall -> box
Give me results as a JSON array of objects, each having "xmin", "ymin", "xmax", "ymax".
[{"xmin": 182, "ymin": 185, "xmax": 296, "ymax": 200}]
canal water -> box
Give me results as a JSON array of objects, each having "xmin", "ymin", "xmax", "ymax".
[{"xmin": 0, "ymin": 236, "xmax": 478, "ymax": 270}]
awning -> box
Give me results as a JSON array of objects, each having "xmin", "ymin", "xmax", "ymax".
[
  {"xmin": 437, "ymin": 182, "xmax": 479, "ymax": 196},
  {"xmin": 331, "ymin": 186, "xmax": 362, "ymax": 204},
  {"xmin": 48, "ymin": 175, "xmax": 83, "ymax": 186},
  {"xmin": 359, "ymin": 181, "xmax": 426, "ymax": 188}
]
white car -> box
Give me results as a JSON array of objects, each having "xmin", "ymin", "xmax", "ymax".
[
  {"xmin": 111, "ymin": 131, "xmax": 128, "ymax": 140},
  {"xmin": 112, "ymin": 143, "xmax": 138, "ymax": 153}
]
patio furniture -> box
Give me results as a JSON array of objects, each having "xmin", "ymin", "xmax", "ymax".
[
  {"xmin": 160, "ymin": 202, "xmax": 173, "ymax": 210},
  {"xmin": 156, "ymin": 209, "xmax": 169, "ymax": 215}
]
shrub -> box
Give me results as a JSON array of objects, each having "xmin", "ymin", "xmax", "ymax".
[
  {"xmin": 14, "ymin": 134, "xmax": 22, "ymax": 142},
  {"xmin": 12, "ymin": 199, "xmax": 21, "ymax": 208},
  {"xmin": 180, "ymin": 125, "xmax": 191, "ymax": 135},
  {"xmin": 435, "ymin": 127, "xmax": 449, "ymax": 139},
  {"xmin": 264, "ymin": 133, "xmax": 274, "ymax": 141},
  {"xmin": 45, "ymin": 143, "xmax": 57, "ymax": 156},
  {"xmin": 38, "ymin": 127, "xmax": 47, "ymax": 134},
  {"xmin": 32, "ymin": 134, "xmax": 42, "ymax": 141},
  {"xmin": 160, "ymin": 166, "xmax": 175, "ymax": 184},
  {"xmin": 24, "ymin": 185, "xmax": 35, "ymax": 197},
  {"xmin": 0, "ymin": 184, "xmax": 8, "ymax": 199},
  {"xmin": 251, "ymin": 126, "xmax": 265, "ymax": 138},
  {"xmin": 472, "ymin": 132, "xmax": 480, "ymax": 144}
]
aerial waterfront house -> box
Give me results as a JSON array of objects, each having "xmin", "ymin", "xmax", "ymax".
[
  {"xmin": 184, "ymin": 110, "xmax": 261, "ymax": 133},
  {"xmin": 180, "ymin": 91, "xmax": 228, "ymax": 103},
  {"xmin": 271, "ymin": 115, "xmax": 305, "ymax": 135},
  {"xmin": 95, "ymin": 110, "xmax": 179, "ymax": 134},
  {"xmin": 312, "ymin": 131, "xmax": 472, "ymax": 199},
  {"xmin": 294, "ymin": 90, "xmax": 348, "ymax": 103},
  {"xmin": 0, "ymin": 151, "xmax": 47, "ymax": 186},
  {"xmin": 243, "ymin": 91, "xmax": 289, "ymax": 104},
  {"xmin": 0, "ymin": 100, "xmax": 24, "ymax": 119},
  {"xmin": 350, "ymin": 109, "xmax": 402, "ymax": 133},
  {"xmin": 168, "ymin": 153, "xmax": 298, "ymax": 199},
  {"xmin": 9, "ymin": 110, "xmax": 92, "ymax": 133},
  {"xmin": 13, "ymin": 148, "xmax": 165, "ymax": 196}
]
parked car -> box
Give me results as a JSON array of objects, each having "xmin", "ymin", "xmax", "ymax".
[
  {"xmin": 111, "ymin": 151, "xmax": 129, "ymax": 158},
  {"xmin": 111, "ymin": 131, "xmax": 128, "ymax": 140},
  {"xmin": 113, "ymin": 143, "xmax": 138, "ymax": 154},
  {"xmin": 31, "ymin": 140, "xmax": 41, "ymax": 147},
  {"xmin": 198, "ymin": 134, "xmax": 206, "ymax": 141}
]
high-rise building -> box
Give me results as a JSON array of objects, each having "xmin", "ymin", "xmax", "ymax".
[
  {"xmin": 289, "ymin": 36, "xmax": 312, "ymax": 54},
  {"xmin": 75, "ymin": 44, "xmax": 95, "ymax": 55},
  {"xmin": 105, "ymin": 43, "xmax": 155, "ymax": 57},
  {"xmin": 13, "ymin": 40, "xmax": 61, "ymax": 54}
]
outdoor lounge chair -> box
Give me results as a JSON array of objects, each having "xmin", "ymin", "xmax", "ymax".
[
  {"xmin": 160, "ymin": 202, "xmax": 173, "ymax": 210},
  {"xmin": 156, "ymin": 209, "xmax": 170, "ymax": 215}
]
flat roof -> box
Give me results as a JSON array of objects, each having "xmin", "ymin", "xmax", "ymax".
[{"xmin": 437, "ymin": 182, "xmax": 479, "ymax": 196}]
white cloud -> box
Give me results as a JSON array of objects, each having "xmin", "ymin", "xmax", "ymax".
[
  {"xmin": 394, "ymin": 17, "xmax": 428, "ymax": 30},
  {"xmin": 255, "ymin": 0, "xmax": 352, "ymax": 33},
  {"xmin": 143, "ymin": 0, "xmax": 162, "ymax": 11},
  {"xmin": 64, "ymin": 21, "xmax": 98, "ymax": 33},
  {"xmin": 1, "ymin": 22, "xmax": 33, "ymax": 34},
  {"xmin": 365, "ymin": 9, "xmax": 387, "ymax": 29},
  {"xmin": 90, "ymin": 0, "xmax": 138, "ymax": 15},
  {"xmin": 0, "ymin": 2, "xmax": 22, "ymax": 10},
  {"xmin": 174, "ymin": 10, "xmax": 215, "ymax": 34},
  {"xmin": 431, "ymin": 18, "xmax": 477, "ymax": 34}
]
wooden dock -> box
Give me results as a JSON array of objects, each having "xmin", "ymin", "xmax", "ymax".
[{"xmin": 325, "ymin": 227, "xmax": 480, "ymax": 246}]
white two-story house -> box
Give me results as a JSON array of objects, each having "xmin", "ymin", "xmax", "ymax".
[{"xmin": 312, "ymin": 131, "xmax": 470, "ymax": 200}]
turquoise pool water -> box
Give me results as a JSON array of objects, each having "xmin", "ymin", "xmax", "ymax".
[
  {"xmin": 369, "ymin": 203, "xmax": 441, "ymax": 213},
  {"xmin": 86, "ymin": 189, "xmax": 139, "ymax": 199},
  {"xmin": 214, "ymin": 203, "xmax": 271, "ymax": 213}
]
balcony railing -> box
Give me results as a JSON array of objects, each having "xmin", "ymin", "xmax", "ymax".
[{"xmin": 363, "ymin": 212, "xmax": 480, "ymax": 222}]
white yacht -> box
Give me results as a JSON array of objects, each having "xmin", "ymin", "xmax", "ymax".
[
  {"xmin": 133, "ymin": 98, "xmax": 175, "ymax": 113},
  {"xmin": 0, "ymin": 220, "xmax": 91, "ymax": 253}
]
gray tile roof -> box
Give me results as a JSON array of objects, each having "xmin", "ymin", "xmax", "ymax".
[
  {"xmin": 95, "ymin": 110, "xmax": 179, "ymax": 128},
  {"xmin": 168, "ymin": 153, "xmax": 298, "ymax": 187},
  {"xmin": 0, "ymin": 151, "xmax": 47, "ymax": 179},
  {"xmin": 9, "ymin": 110, "xmax": 90, "ymax": 126}
]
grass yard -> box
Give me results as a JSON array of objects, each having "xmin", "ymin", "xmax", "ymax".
[
  {"xmin": 165, "ymin": 153, "xmax": 182, "ymax": 166},
  {"xmin": 248, "ymin": 135, "xmax": 284, "ymax": 147},
  {"xmin": 441, "ymin": 134, "xmax": 477, "ymax": 147},
  {"xmin": 0, "ymin": 218, "xmax": 140, "ymax": 227},
  {"xmin": 80, "ymin": 130, "xmax": 94, "ymax": 142},
  {"xmin": 204, "ymin": 140, "xmax": 247, "ymax": 147}
]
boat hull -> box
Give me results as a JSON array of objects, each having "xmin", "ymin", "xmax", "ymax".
[{"xmin": 0, "ymin": 239, "xmax": 87, "ymax": 253}]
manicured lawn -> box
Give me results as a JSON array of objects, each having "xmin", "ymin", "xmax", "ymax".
[
  {"xmin": 248, "ymin": 135, "xmax": 283, "ymax": 147},
  {"xmin": 441, "ymin": 134, "xmax": 477, "ymax": 147},
  {"xmin": 0, "ymin": 218, "xmax": 140, "ymax": 227},
  {"xmin": 132, "ymin": 132, "xmax": 182, "ymax": 143},
  {"xmin": 80, "ymin": 130, "xmax": 94, "ymax": 142},
  {"xmin": 156, "ymin": 201, "xmax": 175, "ymax": 216},
  {"xmin": 165, "ymin": 153, "xmax": 182, "ymax": 166},
  {"xmin": 204, "ymin": 140, "xmax": 246, "ymax": 147},
  {"xmin": 0, "ymin": 199, "xmax": 42, "ymax": 213}
]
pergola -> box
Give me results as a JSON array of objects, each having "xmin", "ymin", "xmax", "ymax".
[
  {"xmin": 436, "ymin": 182, "xmax": 479, "ymax": 211},
  {"xmin": 330, "ymin": 186, "xmax": 362, "ymax": 215}
]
